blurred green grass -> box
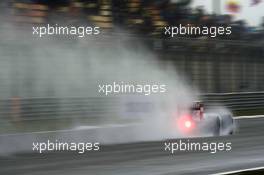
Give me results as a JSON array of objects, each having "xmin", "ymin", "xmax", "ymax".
[{"xmin": 233, "ymin": 109, "xmax": 264, "ymax": 116}]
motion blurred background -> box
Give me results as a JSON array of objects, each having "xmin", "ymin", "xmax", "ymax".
[{"xmin": 0, "ymin": 0, "xmax": 263, "ymax": 134}]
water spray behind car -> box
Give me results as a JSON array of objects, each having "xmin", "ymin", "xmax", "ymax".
[{"xmin": 0, "ymin": 27, "xmax": 235, "ymax": 154}]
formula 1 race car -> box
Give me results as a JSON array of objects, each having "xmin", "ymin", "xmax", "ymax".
[
  {"xmin": 119, "ymin": 96, "xmax": 235, "ymax": 138},
  {"xmin": 176, "ymin": 102, "xmax": 235, "ymax": 136}
]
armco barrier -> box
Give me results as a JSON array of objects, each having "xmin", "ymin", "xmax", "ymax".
[
  {"xmin": 1, "ymin": 92, "xmax": 264, "ymax": 122},
  {"xmin": 202, "ymin": 92, "xmax": 264, "ymax": 111}
]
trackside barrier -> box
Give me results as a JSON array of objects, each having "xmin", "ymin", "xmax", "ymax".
[
  {"xmin": 0, "ymin": 92, "xmax": 264, "ymax": 121},
  {"xmin": 202, "ymin": 92, "xmax": 264, "ymax": 111}
]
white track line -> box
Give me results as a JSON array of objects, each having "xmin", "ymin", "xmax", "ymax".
[
  {"xmin": 235, "ymin": 115, "xmax": 264, "ymax": 119},
  {"xmin": 210, "ymin": 166, "xmax": 264, "ymax": 175}
]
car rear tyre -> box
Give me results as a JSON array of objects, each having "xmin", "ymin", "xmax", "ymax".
[{"xmin": 213, "ymin": 118, "xmax": 220, "ymax": 136}]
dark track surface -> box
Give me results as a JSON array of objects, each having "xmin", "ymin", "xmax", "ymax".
[{"xmin": 1, "ymin": 118, "xmax": 264, "ymax": 175}]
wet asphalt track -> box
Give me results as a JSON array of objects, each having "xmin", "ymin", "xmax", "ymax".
[{"xmin": 0, "ymin": 117, "xmax": 264, "ymax": 175}]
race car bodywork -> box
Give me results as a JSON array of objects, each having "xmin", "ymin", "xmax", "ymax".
[{"xmin": 176, "ymin": 102, "xmax": 235, "ymax": 136}]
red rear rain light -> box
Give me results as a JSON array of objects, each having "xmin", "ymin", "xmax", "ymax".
[
  {"xmin": 184, "ymin": 120, "xmax": 192, "ymax": 128},
  {"xmin": 177, "ymin": 114, "xmax": 195, "ymax": 133}
]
